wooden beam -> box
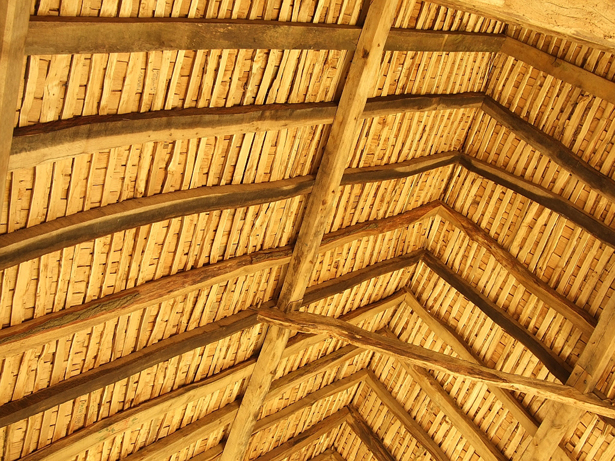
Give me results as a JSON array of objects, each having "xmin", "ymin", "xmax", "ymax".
[
  {"xmin": 0, "ymin": 151, "xmax": 453, "ymax": 272},
  {"xmin": 220, "ymin": 0, "xmax": 399, "ymax": 458},
  {"xmin": 364, "ymin": 371, "xmax": 450, "ymax": 461},
  {"xmin": 379, "ymin": 330, "xmax": 507, "ymax": 461},
  {"xmin": 401, "ymin": 291, "xmax": 573, "ymax": 461},
  {"xmin": 421, "ymin": 253, "xmax": 573, "ymax": 383},
  {"xmin": 500, "ymin": 38, "xmax": 615, "ymax": 106},
  {"xmin": 459, "ymin": 155, "xmax": 615, "ymax": 248},
  {"xmin": 520, "ymin": 297, "xmax": 615, "ymax": 461},
  {"xmin": 10, "ymin": 92, "xmax": 480, "ymax": 170},
  {"xmin": 256, "ymin": 309, "xmax": 615, "ymax": 418},
  {"xmin": 346, "ymin": 407, "xmax": 397, "ymax": 461},
  {"xmin": 436, "ymin": 203, "xmax": 596, "ymax": 336},
  {"xmin": 256, "ymin": 408, "xmax": 350, "ymax": 461},
  {"xmin": 25, "ymin": 17, "xmax": 504, "ymax": 55},
  {"xmin": 433, "ymin": 0, "xmax": 615, "ymax": 51},
  {"xmin": 0, "ymin": 310, "xmax": 258, "ymax": 427},
  {"xmin": 482, "ymin": 97, "xmax": 615, "ymax": 204},
  {"xmin": 0, "ymin": 0, "xmax": 30, "ymax": 220}
]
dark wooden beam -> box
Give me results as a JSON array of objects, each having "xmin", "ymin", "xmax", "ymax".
[
  {"xmin": 422, "ymin": 253, "xmax": 573, "ymax": 383},
  {"xmin": 500, "ymin": 38, "xmax": 615, "ymax": 106},
  {"xmin": 346, "ymin": 407, "xmax": 397, "ymax": 461},
  {"xmin": 365, "ymin": 371, "xmax": 450, "ymax": 461},
  {"xmin": 256, "ymin": 308, "xmax": 615, "ymax": 418},
  {"xmin": 482, "ymin": 97, "xmax": 615, "ymax": 204},
  {"xmin": 459, "ymin": 155, "xmax": 615, "ymax": 248},
  {"xmin": 437, "ymin": 203, "xmax": 595, "ymax": 335},
  {"xmin": 0, "ymin": 1, "xmax": 30, "ymax": 220},
  {"xmin": 25, "ymin": 17, "xmax": 504, "ymax": 55},
  {"xmin": 10, "ymin": 92, "xmax": 480, "ymax": 170},
  {"xmin": 0, "ymin": 152, "xmax": 454, "ymax": 272}
]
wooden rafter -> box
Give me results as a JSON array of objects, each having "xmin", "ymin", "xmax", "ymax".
[
  {"xmin": 346, "ymin": 407, "xmax": 397, "ymax": 461},
  {"xmin": 0, "ymin": 0, "xmax": 30, "ymax": 221},
  {"xmin": 402, "ymin": 291, "xmax": 573, "ymax": 461},
  {"xmin": 219, "ymin": 0, "xmax": 399, "ymax": 457},
  {"xmin": 256, "ymin": 309, "xmax": 615, "ymax": 418},
  {"xmin": 379, "ymin": 329, "xmax": 507, "ymax": 461},
  {"xmin": 421, "ymin": 253, "xmax": 573, "ymax": 383}
]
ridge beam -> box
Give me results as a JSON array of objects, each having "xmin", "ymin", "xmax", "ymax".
[{"xmin": 219, "ymin": 0, "xmax": 399, "ymax": 458}]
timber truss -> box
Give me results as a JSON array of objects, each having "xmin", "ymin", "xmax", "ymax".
[{"xmin": 2, "ymin": 1, "xmax": 615, "ymax": 461}]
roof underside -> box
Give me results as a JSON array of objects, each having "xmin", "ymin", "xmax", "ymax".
[{"xmin": 2, "ymin": 1, "xmax": 615, "ymax": 461}]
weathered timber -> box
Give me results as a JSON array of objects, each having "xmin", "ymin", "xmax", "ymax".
[
  {"xmin": 346, "ymin": 407, "xmax": 397, "ymax": 461},
  {"xmin": 482, "ymin": 97, "xmax": 615, "ymax": 204},
  {"xmin": 434, "ymin": 0, "xmax": 615, "ymax": 51},
  {"xmin": 255, "ymin": 408, "xmax": 350, "ymax": 461},
  {"xmin": 0, "ymin": 176, "xmax": 312, "ymax": 271},
  {"xmin": 0, "ymin": 151, "xmax": 450, "ymax": 272},
  {"xmin": 0, "ymin": 0, "xmax": 29, "ymax": 220},
  {"xmin": 422, "ymin": 253, "xmax": 573, "ymax": 383},
  {"xmin": 365, "ymin": 371, "xmax": 449, "ymax": 461},
  {"xmin": 220, "ymin": 0, "xmax": 399, "ymax": 458},
  {"xmin": 520, "ymin": 296, "xmax": 615, "ymax": 461},
  {"xmin": 25, "ymin": 17, "xmax": 503, "ymax": 55},
  {"xmin": 401, "ymin": 292, "xmax": 572, "ymax": 461},
  {"xmin": 437, "ymin": 203, "xmax": 596, "ymax": 335},
  {"xmin": 0, "ymin": 310, "xmax": 259, "ymax": 428},
  {"xmin": 460, "ymin": 156, "xmax": 615, "ymax": 248},
  {"xmin": 500, "ymin": 38, "xmax": 615, "ymax": 106},
  {"xmin": 381, "ymin": 330, "xmax": 508, "ymax": 461},
  {"xmin": 9, "ymin": 93, "xmax": 481, "ymax": 170},
  {"xmin": 256, "ymin": 308, "xmax": 615, "ymax": 418}
]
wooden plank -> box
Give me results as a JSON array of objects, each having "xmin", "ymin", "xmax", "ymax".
[
  {"xmin": 256, "ymin": 309, "xmax": 615, "ymax": 418},
  {"xmin": 220, "ymin": 0, "xmax": 399, "ymax": 457},
  {"xmin": 255, "ymin": 408, "xmax": 350, "ymax": 461},
  {"xmin": 437, "ymin": 202, "xmax": 595, "ymax": 336},
  {"xmin": 0, "ymin": 152, "xmax": 453, "ymax": 272},
  {"xmin": 501, "ymin": 38, "xmax": 615, "ymax": 105},
  {"xmin": 460, "ymin": 155, "xmax": 615, "ymax": 248},
  {"xmin": 422, "ymin": 252, "xmax": 573, "ymax": 383},
  {"xmin": 482, "ymin": 97, "xmax": 615, "ymax": 204},
  {"xmin": 402, "ymin": 291, "xmax": 573, "ymax": 461},
  {"xmin": 434, "ymin": 0, "xmax": 615, "ymax": 51},
  {"xmin": 0, "ymin": 0, "xmax": 29, "ymax": 220},
  {"xmin": 25, "ymin": 17, "xmax": 504, "ymax": 55},
  {"xmin": 520, "ymin": 297, "xmax": 615, "ymax": 461},
  {"xmin": 9, "ymin": 92, "xmax": 481, "ymax": 171},
  {"xmin": 0, "ymin": 310, "xmax": 259, "ymax": 427},
  {"xmin": 365, "ymin": 371, "xmax": 450, "ymax": 461},
  {"xmin": 346, "ymin": 407, "xmax": 397, "ymax": 461}
]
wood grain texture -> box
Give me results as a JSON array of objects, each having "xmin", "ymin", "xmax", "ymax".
[
  {"xmin": 347, "ymin": 407, "xmax": 397, "ymax": 461},
  {"xmin": 482, "ymin": 97, "xmax": 615, "ymax": 204},
  {"xmin": 422, "ymin": 252, "xmax": 573, "ymax": 383},
  {"xmin": 220, "ymin": 0, "xmax": 399, "ymax": 457},
  {"xmin": 256, "ymin": 309, "xmax": 615, "ymax": 418},
  {"xmin": 10, "ymin": 93, "xmax": 481, "ymax": 170},
  {"xmin": 435, "ymin": 0, "xmax": 615, "ymax": 50},
  {"xmin": 365, "ymin": 371, "xmax": 449, "ymax": 461},
  {"xmin": 460, "ymin": 155, "xmax": 615, "ymax": 248},
  {"xmin": 0, "ymin": 0, "xmax": 29, "ymax": 220},
  {"xmin": 25, "ymin": 17, "xmax": 504, "ymax": 55}
]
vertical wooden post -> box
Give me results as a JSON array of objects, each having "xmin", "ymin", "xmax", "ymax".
[{"xmin": 0, "ymin": 1, "xmax": 29, "ymax": 223}]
